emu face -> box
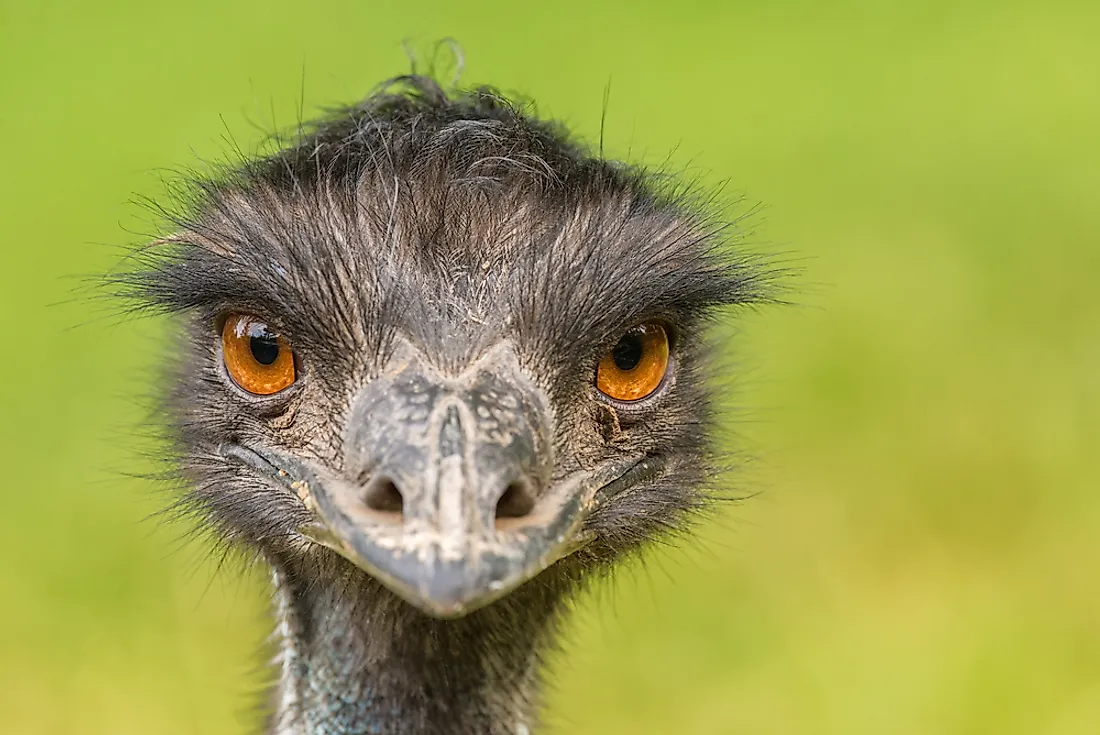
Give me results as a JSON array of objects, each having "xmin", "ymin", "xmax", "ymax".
[{"xmin": 129, "ymin": 78, "xmax": 761, "ymax": 619}]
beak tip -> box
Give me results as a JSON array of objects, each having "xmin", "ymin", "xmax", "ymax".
[{"xmin": 396, "ymin": 558, "xmax": 513, "ymax": 619}]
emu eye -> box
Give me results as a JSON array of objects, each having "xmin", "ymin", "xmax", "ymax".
[
  {"xmin": 596, "ymin": 323, "xmax": 670, "ymax": 402},
  {"xmin": 221, "ymin": 314, "xmax": 296, "ymax": 395}
]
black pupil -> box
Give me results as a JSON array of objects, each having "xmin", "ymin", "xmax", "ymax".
[
  {"xmin": 611, "ymin": 333, "xmax": 644, "ymax": 371},
  {"xmin": 249, "ymin": 332, "xmax": 280, "ymax": 366}
]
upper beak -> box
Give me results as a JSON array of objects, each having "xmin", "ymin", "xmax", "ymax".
[{"xmin": 224, "ymin": 343, "xmax": 648, "ymax": 618}]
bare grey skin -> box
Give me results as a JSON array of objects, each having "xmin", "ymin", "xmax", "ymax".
[{"xmin": 116, "ymin": 75, "xmax": 770, "ymax": 734}]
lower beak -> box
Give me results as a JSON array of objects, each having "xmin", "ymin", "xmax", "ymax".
[{"xmin": 225, "ymin": 442, "xmax": 648, "ymax": 617}]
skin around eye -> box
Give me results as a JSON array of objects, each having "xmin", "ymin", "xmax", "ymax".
[
  {"xmin": 596, "ymin": 323, "xmax": 670, "ymax": 402},
  {"xmin": 221, "ymin": 314, "xmax": 296, "ymax": 395}
]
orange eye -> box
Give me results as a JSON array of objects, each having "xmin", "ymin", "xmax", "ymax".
[
  {"xmin": 596, "ymin": 323, "xmax": 670, "ymax": 402},
  {"xmin": 221, "ymin": 314, "xmax": 296, "ymax": 395}
]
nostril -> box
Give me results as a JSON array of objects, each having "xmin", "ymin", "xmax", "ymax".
[
  {"xmin": 495, "ymin": 479, "xmax": 536, "ymax": 520},
  {"xmin": 362, "ymin": 476, "xmax": 404, "ymax": 517}
]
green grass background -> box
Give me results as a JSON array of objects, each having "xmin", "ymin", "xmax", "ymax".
[{"xmin": 2, "ymin": 1, "xmax": 1097, "ymax": 732}]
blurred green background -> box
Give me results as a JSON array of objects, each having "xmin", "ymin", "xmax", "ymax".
[{"xmin": 2, "ymin": 1, "xmax": 1098, "ymax": 733}]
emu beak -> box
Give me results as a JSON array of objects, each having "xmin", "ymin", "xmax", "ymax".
[{"xmin": 225, "ymin": 344, "xmax": 648, "ymax": 618}]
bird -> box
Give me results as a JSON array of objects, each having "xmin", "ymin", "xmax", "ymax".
[{"xmin": 117, "ymin": 74, "xmax": 769, "ymax": 735}]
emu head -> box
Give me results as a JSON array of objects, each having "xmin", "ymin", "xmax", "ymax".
[{"xmin": 125, "ymin": 77, "xmax": 763, "ymax": 618}]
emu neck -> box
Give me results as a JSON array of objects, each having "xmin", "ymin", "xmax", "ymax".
[{"xmin": 268, "ymin": 554, "xmax": 569, "ymax": 735}]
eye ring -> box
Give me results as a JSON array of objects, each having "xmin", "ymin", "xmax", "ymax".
[
  {"xmin": 596, "ymin": 323, "xmax": 670, "ymax": 402},
  {"xmin": 221, "ymin": 314, "xmax": 296, "ymax": 396}
]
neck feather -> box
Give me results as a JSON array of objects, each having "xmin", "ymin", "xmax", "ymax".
[{"xmin": 266, "ymin": 551, "xmax": 573, "ymax": 735}]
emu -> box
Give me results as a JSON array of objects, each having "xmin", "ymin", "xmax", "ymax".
[{"xmin": 120, "ymin": 75, "xmax": 767, "ymax": 734}]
